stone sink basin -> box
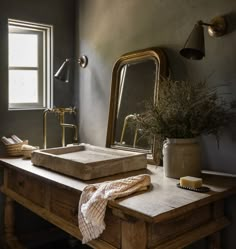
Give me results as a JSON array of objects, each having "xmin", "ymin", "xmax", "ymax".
[{"xmin": 31, "ymin": 144, "xmax": 147, "ymax": 180}]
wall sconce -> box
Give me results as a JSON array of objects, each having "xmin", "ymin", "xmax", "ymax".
[
  {"xmin": 180, "ymin": 16, "xmax": 227, "ymax": 60},
  {"xmin": 54, "ymin": 55, "xmax": 88, "ymax": 83}
]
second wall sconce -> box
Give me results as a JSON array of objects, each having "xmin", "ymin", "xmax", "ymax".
[
  {"xmin": 180, "ymin": 16, "xmax": 227, "ymax": 60},
  {"xmin": 54, "ymin": 55, "xmax": 88, "ymax": 83}
]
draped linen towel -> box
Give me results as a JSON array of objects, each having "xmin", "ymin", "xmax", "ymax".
[{"xmin": 78, "ymin": 174, "xmax": 151, "ymax": 243}]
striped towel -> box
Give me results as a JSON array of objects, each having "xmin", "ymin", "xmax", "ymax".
[{"xmin": 78, "ymin": 174, "xmax": 151, "ymax": 243}]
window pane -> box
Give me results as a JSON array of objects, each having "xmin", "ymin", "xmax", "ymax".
[
  {"xmin": 9, "ymin": 33, "xmax": 38, "ymax": 67},
  {"xmin": 9, "ymin": 70, "xmax": 38, "ymax": 103}
]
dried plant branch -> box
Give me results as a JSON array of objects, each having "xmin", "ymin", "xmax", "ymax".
[{"xmin": 135, "ymin": 79, "xmax": 235, "ymax": 154}]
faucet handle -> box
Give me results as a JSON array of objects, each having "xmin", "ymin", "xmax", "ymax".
[{"xmin": 69, "ymin": 106, "xmax": 76, "ymax": 114}]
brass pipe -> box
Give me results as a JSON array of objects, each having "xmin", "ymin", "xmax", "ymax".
[
  {"xmin": 133, "ymin": 128, "xmax": 138, "ymax": 148},
  {"xmin": 43, "ymin": 107, "xmax": 77, "ymax": 149},
  {"xmin": 43, "ymin": 111, "xmax": 47, "ymax": 149},
  {"xmin": 43, "ymin": 108, "xmax": 51, "ymax": 149},
  {"xmin": 120, "ymin": 114, "xmax": 138, "ymax": 147},
  {"xmin": 59, "ymin": 112, "xmax": 78, "ymax": 146},
  {"xmin": 59, "ymin": 112, "xmax": 65, "ymax": 147}
]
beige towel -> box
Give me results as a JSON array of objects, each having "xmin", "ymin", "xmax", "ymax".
[{"xmin": 78, "ymin": 174, "xmax": 151, "ymax": 243}]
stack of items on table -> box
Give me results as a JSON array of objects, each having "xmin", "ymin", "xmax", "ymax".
[{"xmin": 1, "ymin": 135, "xmax": 38, "ymax": 158}]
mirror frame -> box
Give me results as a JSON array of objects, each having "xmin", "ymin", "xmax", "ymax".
[{"xmin": 106, "ymin": 47, "xmax": 168, "ymax": 164}]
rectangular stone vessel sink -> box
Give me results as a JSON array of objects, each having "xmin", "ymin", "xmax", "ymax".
[{"xmin": 31, "ymin": 144, "xmax": 147, "ymax": 180}]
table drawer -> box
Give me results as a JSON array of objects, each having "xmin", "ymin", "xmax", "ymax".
[
  {"xmin": 50, "ymin": 184, "xmax": 121, "ymax": 248},
  {"xmin": 148, "ymin": 205, "xmax": 211, "ymax": 247},
  {"xmin": 50, "ymin": 184, "xmax": 80, "ymax": 226},
  {"xmin": 8, "ymin": 169, "xmax": 46, "ymax": 207}
]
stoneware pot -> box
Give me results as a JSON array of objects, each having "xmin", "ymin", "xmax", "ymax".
[{"xmin": 162, "ymin": 138, "xmax": 201, "ymax": 178}]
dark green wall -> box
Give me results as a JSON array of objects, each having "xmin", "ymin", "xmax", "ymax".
[
  {"xmin": 0, "ymin": 0, "xmax": 76, "ymax": 151},
  {"xmin": 76, "ymin": 0, "xmax": 236, "ymax": 248},
  {"xmin": 76, "ymin": 0, "xmax": 236, "ymax": 173},
  {"xmin": 0, "ymin": 0, "xmax": 76, "ymax": 240}
]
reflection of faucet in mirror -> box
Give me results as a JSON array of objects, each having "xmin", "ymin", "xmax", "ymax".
[
  {"xmin": 106, "ymin": 47, "xmax": 168, "ymax": 164},
  {"xmin": 120, "ymin": 114, "xmax": 140, "ymax": 148},
  {"xmin": 43, "ymin": 107, "xmax": 78, "ymax": 149}
]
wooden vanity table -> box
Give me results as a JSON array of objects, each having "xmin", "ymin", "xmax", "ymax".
[{"xmin": 0, "ymin": 158, "xmax": 236, "ymax": 249}]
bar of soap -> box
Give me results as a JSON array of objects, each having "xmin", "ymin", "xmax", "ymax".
[
  {"xmin": 180, "ymin": 176, "xmax": 202, "ymax": 189},
  {"xmin": 21, "ymin": 144, "xmax": 37, "ymax": 150}
]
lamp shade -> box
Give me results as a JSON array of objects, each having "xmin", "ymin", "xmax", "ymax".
[
  {"xmin": 54, "ymin": 59, "xmax": 71, "ymax": 83},
  {"xmin": 180, "ymin": 23, "xmax": 205, "ymax": 60}
]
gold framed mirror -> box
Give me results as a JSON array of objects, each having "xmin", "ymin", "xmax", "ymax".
[{"xmin": 106, "ymin": 47, "xmax": 168, "ymax": 164}]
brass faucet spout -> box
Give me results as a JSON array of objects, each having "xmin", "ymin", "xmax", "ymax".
[{"xmin": 59, "ymin": 123, "xmax": 78, "ymax": 144}]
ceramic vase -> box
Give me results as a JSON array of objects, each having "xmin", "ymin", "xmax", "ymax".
[{"xmin": 162, "ymin": 138, "xmax": 201, "ymax": 178}]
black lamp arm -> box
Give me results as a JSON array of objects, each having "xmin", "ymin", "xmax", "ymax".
[{"xmin": 197, "ymin": 20, "xmax": 214, "ymax": 27}]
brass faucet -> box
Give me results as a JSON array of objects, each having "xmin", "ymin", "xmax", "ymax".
[
  {"xmin": 120, "ymin": 114, "xmax": 139, "ymax": 147},
  {"xmin": 43, "ymin": 107, "xmax": 78, "ymax": 149}
]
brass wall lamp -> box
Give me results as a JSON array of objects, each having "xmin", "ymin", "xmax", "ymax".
[
  {"xmin": 180, "ymin": 16, "xmax": 227, "ymax": 60},
  {"xmin": 54, "ymin": 55, "xmax": 88, "ymax": 83}
]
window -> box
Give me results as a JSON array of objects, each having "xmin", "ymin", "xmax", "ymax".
[{"xmin": 8, "ymin": 19, "xmax": 53, "ymax": 110}]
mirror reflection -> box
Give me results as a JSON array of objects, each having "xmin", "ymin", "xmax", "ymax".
[
  {"xmin": 115, "ymin": 59, "xmax": 157, "ymax": 150},
  {"xmin": 106, "ymin": 48, "xmax": 168, "ymax": 163}
]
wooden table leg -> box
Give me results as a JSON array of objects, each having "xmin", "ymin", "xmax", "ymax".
[
  {"xmin": 207, "ymin": 201, "xmax": 224, "ymax": 249},
  {"xmin": 207, "ymin": 232, "xmax": 221, "ymax": 249},
  {"xmin": 3, "ymin": 197, "xmax": 26, "ymax": 249}
]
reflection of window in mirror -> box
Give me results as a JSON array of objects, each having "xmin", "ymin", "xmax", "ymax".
[
  {"xmin": 115, "ymin": 59, "xmax": 157, "ymax": 150},
  {"xmin": 117, "ymin": 65, "xmax": 127, "ymax": 117}
]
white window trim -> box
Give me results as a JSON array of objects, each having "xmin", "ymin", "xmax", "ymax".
[{"xmin": 8, "ymin": 19, "xmax": 53, "ymax": 110}]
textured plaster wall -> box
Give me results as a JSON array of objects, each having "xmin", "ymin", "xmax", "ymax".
[
  {"xmin": 76, "ymin": 0, "xmax": 236, "ymax": 174},
  {"xmin": 0, "ymin": 0, "xmax": 76, "ymax": 152},
  {"xmin": 76, "ymin": 0, "xmax": 236, "ymax": 248},
  {"xmin": 0, "ymin": 0, "xmax": 76, "ymax": 239}
]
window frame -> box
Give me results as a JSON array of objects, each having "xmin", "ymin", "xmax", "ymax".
[{"xmin": 8, "ymin": 19, "xmax": 53, "ymax": 110}]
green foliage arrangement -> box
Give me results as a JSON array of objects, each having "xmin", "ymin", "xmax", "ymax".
[{"xmin": 136, "ymin": 79, "xmax": 235, "ymax": 148}]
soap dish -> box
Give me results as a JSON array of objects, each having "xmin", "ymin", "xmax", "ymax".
[{"xmin": 177, "ymin": 183, "xmax": 210, "ymax": 193}]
